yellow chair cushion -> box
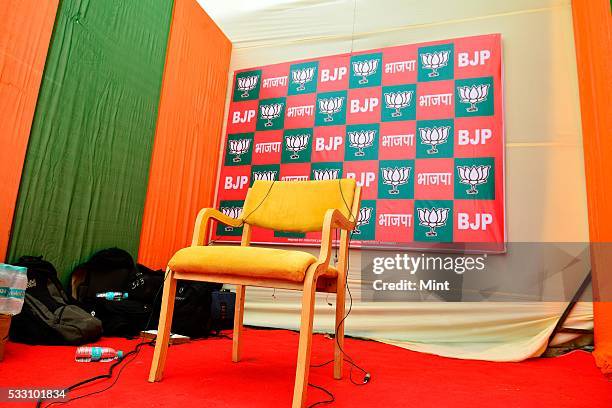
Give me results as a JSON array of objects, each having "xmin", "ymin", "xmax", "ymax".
[{"xmin": 168, "ymin": 246, "xmax": 337, "ymax": 282}]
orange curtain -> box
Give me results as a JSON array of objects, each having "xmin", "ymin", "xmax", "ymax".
[
  {"xmin": 572, "ymin": 0, "xmax": 612, "ymax": 375},
  {"xmin": 0, "ymin": 0, "xmax": 59, "ymax": 261},
  {"xmin": 138, "ymin": 0, "xmax": 232, "ymax": 269}
]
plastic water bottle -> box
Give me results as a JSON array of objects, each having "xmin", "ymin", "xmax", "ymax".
[
  {"xmin": 0, "ymin": 263, "xmax": 27, "ymax": 315},
  {"xmin": 96, "ymin": 291, "xmax": 128, "ymax": 301},
  {"xmin": 75, "ymin": 346, "xmax": 124, "ymax": 362}
]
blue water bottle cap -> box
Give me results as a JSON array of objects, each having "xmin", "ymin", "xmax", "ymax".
[{"xmin": 91, "ymin": 347, "xmax": 102, "ymax": 361}]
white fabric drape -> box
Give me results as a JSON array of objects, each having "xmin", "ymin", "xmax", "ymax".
[{"xmin": 198, "ymin": 0, "xmax": 591, "ymax": 361}]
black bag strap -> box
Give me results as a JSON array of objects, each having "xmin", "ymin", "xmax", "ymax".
[{"xmin": 48, "ymin": 271, "xmax": 74, "ymax": 304}]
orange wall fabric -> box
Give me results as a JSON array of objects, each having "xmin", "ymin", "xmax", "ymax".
[
  {"xmin": 138, "ymin": 0, "xmax": 232, "ymax": 269},
  {"xmin": 571, "ymin": 0, "xmax": 612, "ymax": 375},
  {"xmin": 0, "ymin": 0, "xmax": 59, "ymax": 261}
]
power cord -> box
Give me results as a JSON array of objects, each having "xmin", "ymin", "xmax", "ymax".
[
  {"xmin": 311, "ymin": 229, "xmax": 370, "ymax": 384},
  {"xmin": 306, "ymin": 178, "xmax": 370, "ymax": 407},
  {"xmin": 336, "ymin": 178, "xmax": 371, "ymax": 384},
  {"xmin": 37, "ymin": 269, "xmax": 172, "ymax": 408},
  {"xmin": 307, "ymin": 382, "xmax": 335, "ymax": 408},
  {"xmin": 40, "ymin": 340, "xmax": 154, "ymax": 408},
  {"xmin": 232, "ymin": 178, "xmax": 369, "ymax": 407},
  {"xmin": 237, "ymin": 180, "xmax": 276, "ymax": 227},
  {"xmin": 310, "ymin": 263, "xmax": 370, "ymax": 387}
]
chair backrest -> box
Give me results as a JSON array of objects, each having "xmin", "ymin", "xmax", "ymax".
[{"xmin": 241, "ymin": 179, "xmax": 357, "ymax": 232}]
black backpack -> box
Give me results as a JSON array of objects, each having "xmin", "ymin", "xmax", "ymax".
[
  {"xmin": 171, "ymin": 280, "xmax": 221, "ymax": 338},
  {"xmin": 9, "ymin": 256, "xmax": 102, "ymax": 345},
  {"xmin": 72, "ymin": 248, "xmax": 136, "ymax": 301},
  {"xmin": 72, "ymin": 248, "xmax": 224, "ymax": 338},
  {"xmin": 72, "ymin": 248, "xmax": 152, "ymax": 338},
  {"xmin": 127, "ymin": 265, "xmax": 224, "ymax": 338},
  {"xmin": 211, "ymin": 289, "xmax": 236, "ymax": 332}
]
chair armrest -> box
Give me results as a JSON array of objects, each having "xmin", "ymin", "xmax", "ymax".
[
  {"xmin": 192, "ymin": 208, "xmax": 243, "ymax": 246},
  {"xmin": 316, "ymin": 209, "xmax": 356, "ymax": 267}
]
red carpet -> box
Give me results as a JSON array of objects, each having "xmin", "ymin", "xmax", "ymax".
[{"xmin": 1, "ymin": 328, "xmax": 610, "ymax": 407}]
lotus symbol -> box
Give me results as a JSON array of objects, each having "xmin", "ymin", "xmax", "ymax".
[
  {"xmin": 384, "ymin": 91, "xmax": 413, "ymax": 117},
  {"xmin": 318, "ymin": 97, "xmax": 344, "ymax": 122},
  {"xmin": 237, "ymin": 75, "xmax": 258, "ymax": 98},
  {"xmin": 253, "ymin": 170, "xmax": 278, "ymax": 182},
  {"xmin": 457, "ymin": 165, "xmax": 490, "ymax": 194},
  {"xmin": 417, "ymin": 207, "xmax": 450, "ymax": 237},
  {"xmin": 260, "ymin": 103, "xmax": 284, "ymax": 127},
  {"xmin": 291, "ymin": 67, "xmax": 315, "ymax": 91},
  {"xmin": 220, "ymin": 207, "xmax": 242, "ymax": 231},
  {"xmin": 457, "ymin": 84, "xmax": 490, "ymax": 112},
  {"xmin": 381, "ymin": 167, "xmax": 411, "ymax": 195},
  {"xmin": 352, "ymin": 59, "xmax": 379, "ymax": 84},
  {"xmin": 285, "ymin": 134, "xmax": 310, "ymax": 159},
  {"xmin": 313, "ymin": 169, "xmax": 340, "ymax": 181},
  {"xmin": 229, "ymin": 139, "xmax": 251, "ymax": 162},
  {"xmin": 421, "ymin": 51, "xmax": 450, "ymax": 78},
  {"xmin": 348, "ymin": 130, "xmax": 375, "ymax": 157},
  {"xmin": 354, "ymin": 207, "xmax": 373, "ymax": 234},
  {"xmin": 419, "ymin": 126, "xmax": 450, "ymax": 154}
]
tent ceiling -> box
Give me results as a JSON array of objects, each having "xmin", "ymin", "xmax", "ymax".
[
  {"xmin": 197, "ymin": 0, "xmax": 568, "ymax": 49},
  {"xmin": 197, "ymin": 0, "xmax": 355, "ymax": 49}
]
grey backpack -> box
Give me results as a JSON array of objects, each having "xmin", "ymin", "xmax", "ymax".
[{"xmin": 9, "ymin": 256, "xmax": 102, "ymax": 345}]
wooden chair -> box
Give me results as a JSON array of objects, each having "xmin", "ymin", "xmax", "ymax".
[{"xmin": 148, "ymin": 179, "xmax": 361, "ymax": 408}]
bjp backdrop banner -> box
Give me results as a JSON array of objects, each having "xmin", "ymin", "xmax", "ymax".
[{"xmin": 214, "ymin": 34, "xmax": 505, "ymax": 252}]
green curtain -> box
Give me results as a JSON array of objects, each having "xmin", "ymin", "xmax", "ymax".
[{"xmin": 8, "ymin": 0, "xmax": 173, "ymax": 282}]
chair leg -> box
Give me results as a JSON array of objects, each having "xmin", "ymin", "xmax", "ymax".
[
  {"xmin": 292, "ymin": 281, "xmax": 317, "ymax": 408},
  {"xmin": 333, "ymin": 278, "xmax": 346, "ymax": 380},
  {"xmin": 148, "ymin": 269, "xmax": 177, "ymax": 382},
  {"xmin": 232, "ymin": 284, "xmax": 246, "ymax": 362}
]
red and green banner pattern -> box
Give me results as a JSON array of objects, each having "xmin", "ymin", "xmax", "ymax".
[{"xmin": 215, "ymin": 34, "xmax": 505, "ymax": 251}]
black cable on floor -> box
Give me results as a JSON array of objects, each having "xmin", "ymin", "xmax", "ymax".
[
  {"xmin": 40, "ymin": 340, "xmax": 153, "ymax": 408},
  {"xmin": 307, "ymin": 382, "xmax": 335, "ymax": 408},
  {"xmin": 37, "ymin": 270, "xmax": 171, "ymax": 408}
]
